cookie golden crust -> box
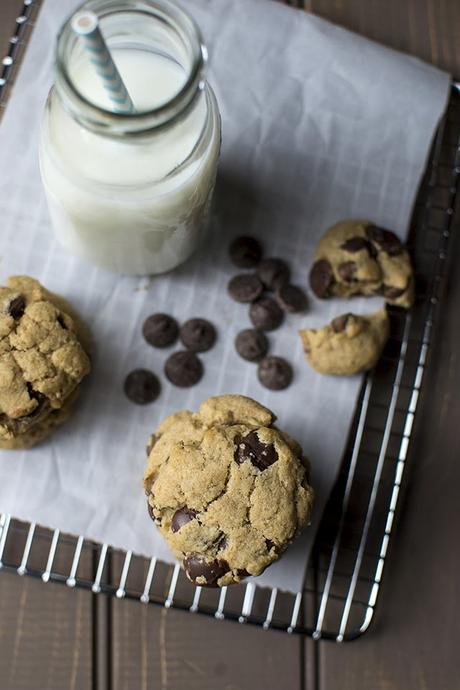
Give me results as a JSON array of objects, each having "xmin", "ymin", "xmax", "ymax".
[
  {"xmin": 300, "ymin": 309, "xmax": 389, "ymax": 376},
  {"xmin": 144, "ymin": 395, "xmax": 314, "ymax": 588},
  {"xmin": 0, "ymin": 276, "xmax": 90, "ymax": 444},
  {"xmin": 309, "ymin": 220, "xmax": 414, "ymax": 309}
]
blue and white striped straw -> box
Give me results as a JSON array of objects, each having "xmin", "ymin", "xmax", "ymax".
[{"xmin": 71, "ymin": 10, "xmax": 135, "ymax": 114}]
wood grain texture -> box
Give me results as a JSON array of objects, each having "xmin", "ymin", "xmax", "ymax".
[{"xmin": 306, "ymin": 0, "xmax": 460, "ymax": 77}]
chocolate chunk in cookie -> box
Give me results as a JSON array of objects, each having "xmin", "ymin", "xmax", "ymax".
[
  {"xmin": 171, "ymin": 507, "xmax": 198, "ymax": 533},
  {"xmin": 164, "ymin": 351, "xmax": 203, "ymax": 387},
  {"xmin": 229, "ymin": 236, "xmax": 263, "ymax": 269},
  {"xmin": 180, "ymin": 318, "xmax": 216, "ymax": 353},
  {"xmin": 124, "ymin": 369, "xmax": 161, "ymax": 404},
  {"xmin": 143, "ymin": 313, "xmax": 179, "ymax": 348},
  {"xmin": 234, "ymin": 430, "xmax": 278, "ymax": 471},
  {"xmin": 276, "ymin": 284, "xmax": 308, "ymax": 313},
  {"xmin": 258, "ymin": 356, "xmax": 293, "ymax": 390},
  {"xmin": 250, "ymin": 297, "xmax": 284, "ymax": 331},
  {"xmin": 7, "ymin": 295, "xmax": 25, "ymax": 319},
  {"xmin": 184, "ymin": 553, "xmax": 230, "ymax": 587},
  {"xmin": 309, "ymin": 259, "xmax": 334, "ymax": 298},
  {"xmin": 228, "ymin": 274, "xmax": 263, "ymax": 303},
  {"xmin": 331, "ymin": 313, "xmax": 351, "ymax": 333},
  {"xmin": 235, "ymin": 328, "xmax": 268, "ymax": 362},
  {"xmin": 256, "ymin": 258, "xmax": 290, "ymax": 290},
  {"xmin": 365, "ymin": 225, "xmax": 403, "ymax": 256}
]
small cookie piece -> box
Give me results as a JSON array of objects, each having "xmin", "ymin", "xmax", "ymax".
[
  {"xmin": 276, "ymin": 284, "xmax": 308, "ymax": 313},
  {"xmin": 258, "ymin": 356, "xmax": 293, "ymax": 390},
  {"xmin": 180, "ymin": 318, "xmax": 216, "ymax": 353},
  {"xmin": 165, "ymin": 351, "xmax": 203, "ymax": 387},
  {"xmin": 228, "ymin": 274, "xmax": 263, "ymax": 303},
  {"xmin": 256, "ymin": 258, "xmax": 290, "ymax": 291},
  {"xmin": 143, "ymin": 394, "xmax": 314, "ymax": 587},
  {"xmin": 250, "ymin": 297, "xmax": 284, "ymax": 331},
  {"xmin": 142, "ymin": 314, "xmax": 178, "ymax": 348},
  {"xmin": 299, "ymin": 309, "xmax": 390, "ymax": 376},
  {"xmin": 309, "ymin": 220, "xmax": 414, "ymax": 309},
  {"xmin": 235, "ymin": 329, "xmax": 268, "ymax": 362},
  {"xmin": 124, "ymin": 369, "xmax": 161, "ymax": 405},
  {"xmin": 229, "ymin": 236, "xmax": 263, "ymax": 269},
  {"xmin": 0, "ymin": 275, "xmax": 91, "ymax": 446}
]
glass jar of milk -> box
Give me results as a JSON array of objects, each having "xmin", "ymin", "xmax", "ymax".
[{"xmin": 39, "ymin": 0, "xmax": 221, "ymax": 275}]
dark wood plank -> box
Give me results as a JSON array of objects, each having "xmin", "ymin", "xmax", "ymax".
[{"xmin": 306, "ymin": 0, "xmax": 460, "ymax": 77}]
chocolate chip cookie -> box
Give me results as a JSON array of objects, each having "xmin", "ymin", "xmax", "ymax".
[
  {"xmin": 309, "ymin": 220, "xmax": 414, "ymax": 308},
  {"xmin": 144, "ymin": 395, "xmax": 313, "ymax": 587},
  {"xmin": 299, "ymin": 309, "xmax": 389, "ymax": 376},
  {"xmin": 0, "ymin": 276, "xmax": 91, "ymax": 448}
]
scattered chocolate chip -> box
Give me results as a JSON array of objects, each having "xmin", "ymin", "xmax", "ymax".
[
  {"xmin": 309, "ymin": 259, "xmax": 333, "ymax": 298},
  {"xmin": 331, "ymin": 314, "xmax": 351, "ymax": 333},
  {"xmin": 227, "ymin": 274, "xmax": 264, "ymax": 303},
  {"xmin": 142, "ymin": 313, "xmax": 179, "ymax": 348},
  {"xmin": 183, "ymin": 553, "xmax": 230, "ymax": 587},
  {"xmin": 338, "ymin": 261, "xmax": 357, "ymax": 282},
  {"xmin": 234, "ymin": 430, "xmax": 278, "ymax": 471},
  {"xmin": 180, "ymin": 318, "xmax": 216, "ymax": 353},
  {"xmin": 124, "ymin": 369, "xmax": 161, "ymax": 404},
  {"xmin": 256, "ymin": 258, "xmax": 290, "ymax": 290},
  {"xmin": 383, "ymin": 285, "xmax": 406, "ymax": 300},
  {"xmin": 171, "ymin": 507, "xmax": 197, "ymax": 533},
  {"xmin": 249, "ymin": 297, "xmax": 284, "ymax": 331},
  {"xmin": 146, "ymin": 435, "xmax": 157, "ymax": 456},
  {"xmin": 265, "ymin": 539, "xmax": 275, "ymax": 551},
  {"xmin": 7, "ymin": 295, "xmax": 25, "ymax": 319},
  {"xmin": 340, "ymin": 237, "xmax": 369, "ymax": 253},
  {"xmin": 164, "ymin": 351, "xmax": 203, "ymax": 387},
  {"xmin": 229, "ymin": 236, "xmax": 263, "ymax": 268},
  {"xmin": 258, "ymin": 356, "xmax": 293, "ymax": 391},
  {"xmin": 237, "ymin": 569, "xmax": 250, "ymax": 578},
  {"xmin": 276, "ymin": 284, "xmax": 308, "ymax": 313},
  {"xmin": 365, "ymin": 225, "xmax": 403, "ymax": 256},
  {"xmin": 235, "ymin": 328, "xmax": 268, "ymax": 362}
]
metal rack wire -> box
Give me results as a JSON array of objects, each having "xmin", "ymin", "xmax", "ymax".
[{"xmin": 0, "ymin": 1, "xmax": 459, "ymax": 641}]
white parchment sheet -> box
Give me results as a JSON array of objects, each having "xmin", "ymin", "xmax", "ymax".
[{"xmin": 0, "ymin": 0, "xmax": 450, "ymax": 592}]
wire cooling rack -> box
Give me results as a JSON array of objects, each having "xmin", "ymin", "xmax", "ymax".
[{"xmin": 0, "ymin": 1, "xmax": 459, "ymax": 641}]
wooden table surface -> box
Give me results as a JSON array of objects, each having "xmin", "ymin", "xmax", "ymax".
[{"xmin": 1, "ymin": 1, "xmax": 459, "ymax": 688}]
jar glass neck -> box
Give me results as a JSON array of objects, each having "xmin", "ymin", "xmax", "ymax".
[{"xmin": 55, "ymin": 0, "xmax": 206, "ymax": 136}]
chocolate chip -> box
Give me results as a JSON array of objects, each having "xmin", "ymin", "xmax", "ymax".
[
  {"xmin": 338, "ymin": 261, "xmax": 357, "ymax": 282},
  {"xmin": 235, "ymin": 329, "xmax": 268, "ymax": 362},
  {"xmin": 164, "ymin": 351, "xmax": 203, "ymax": 387},
  {"xmin": 124, "ymin": 369, "xmax": 161, "ymax": 404},
  {"xmin": 146, "ymin": 435, "xmax": 157, "ymax": 456},
  {"xmin": 365, "ymin": 225, "xmax": 403, "ymax": 256},
  {"xmin": 234, "ymin": 430, "xmax": 278, "ymax": 471},
  {"xmin": 258, "ymin": 356, "xmax": 293, "ymax": 391},
  {"xmin": 171, "ymin": 507, "xmax": 197, "ymax": 533},
  {"xmin": 340, "ymin": 237, "xmax": 369, "ymax": 253},
  {"xmin": 180, "ymin": 318, "xmax": 216, "ymax": 353},
  {"xmin": 276, "ymin": 284, "xmax": 308, "ymax": 313},
  {"xmin": 8, "ymin": 295, "xmax": 25, "ymax": 319},
  {"xmin": 227, "ymin": 274, "xmax": 263, "ymax": 303},
  {"xmin": 309, "ymin": 259, "xmax": 333, "ymax": 298},
  {"xmin": 383, "ymin": 285, "xmax": 406, "ymax": 300},
  {"xmin": 249, "ymin": 297, "xmax": 284, "ymax": 331},
  {"xmin": 142, "ymin": 313, "xmax": 179, "ymax": 348},
  {"xmin": 237, "ymin": 569, "xmax": 250, "ymax": 578},
  {"xmin": 256, "ymin": 258, "xmax": 290, "ymax": 290},
  {"xmin": 229, "ymin": 236, "xmax": 263, "ymax": 268},
  {"xmin": 331, "ymin": 313, "xmax": 351, "ymax": 333},
  {"xmin": 183, "ymin": 553, "xmax": 230, "ymax": 587},
  {"xmin": 23, "ymin": 383, "xmax": 48, "ymax": 419},
  {"xmin": 266, "ymin": 539, "xmax": 275, "ymax": 551}
]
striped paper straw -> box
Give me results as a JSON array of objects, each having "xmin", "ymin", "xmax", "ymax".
[{"xmin": 71, "ymin": 10, "xmax": 135, "ymax": 114}]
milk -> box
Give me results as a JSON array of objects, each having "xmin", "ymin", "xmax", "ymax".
[{"xmin": 39, "ymin": 48, "xmax": 221, "ymax": 275}]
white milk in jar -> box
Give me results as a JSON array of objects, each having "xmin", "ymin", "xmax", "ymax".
[{"xmin": 39, "ymin": 0, "xmax": 221, "ymax": 275}]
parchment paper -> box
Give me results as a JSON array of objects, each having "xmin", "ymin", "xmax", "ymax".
[{"xmin": 0, "ymin": 0, "xmax": 450, "ymax": 592}]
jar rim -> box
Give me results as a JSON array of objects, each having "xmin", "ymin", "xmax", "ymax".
[{"xmin": 55, "ymin": 0, "xmax": 207, "ymax": 134}]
